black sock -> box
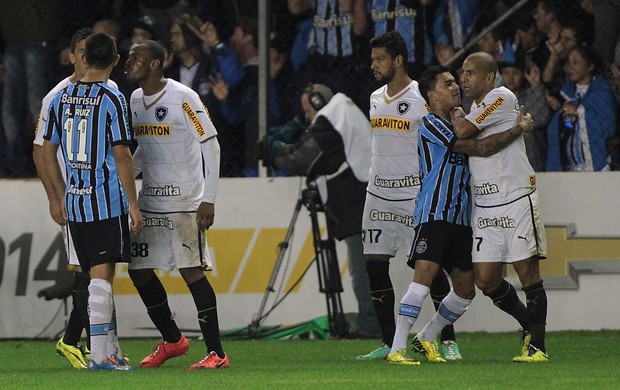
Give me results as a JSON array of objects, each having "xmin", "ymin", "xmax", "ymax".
[
  {"xmin": 135, "ymin": 276, "xmax": 181, "ymax": 343},
  {"xmin": 62, "ymin": 272, "xmax": 83, "ymax": 347},
  {"xmin": 366, "ymin": 261, "xmax": 395, "ymax": 347},
  {"xmin": 72, "ymin": 271, "xmax": 90, "ymax": 348},
  {"xmin": 188, "ymin": 277, "xmax": 224, "ymax": 358},
  {"xmin": 430, "ymin": 270, "xmax": 456, "ymax": 342},
  {"xmin": 487, "ymin": 279, "xmax": 529, "ymax": 331},
  {"xmin": 523, "ymin": 280, "xmax": 547, "ymax": 352}
]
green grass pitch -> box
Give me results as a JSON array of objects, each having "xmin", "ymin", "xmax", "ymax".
[{"xmin": 1, "ymin": 330, "xmax": 619, "ymax": 389}]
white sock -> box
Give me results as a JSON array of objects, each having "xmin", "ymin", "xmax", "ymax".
[
  {"xmin": 107, "ymin": 304, "xmax": 122, "ymax": 358},
  {"xmin": 88, "ymin": 278, "xmax": 113, "ymax": 364},
  {"xmin": 419, "ymin": 290, "xmax": 472, "ymax": 342},
  {"xmin": 390, "ymin": 282, "xmax": 429, "ymax": 354}
]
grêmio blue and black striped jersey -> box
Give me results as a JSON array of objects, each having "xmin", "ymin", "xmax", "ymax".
[
  {"xmin": 371, "ymin": 0, "xmax": 444, "ymax": 65},
  {"xmin": 310, "ymin": 0, "xmax": 354, "ymax": 57},
  {"xmin": 415, "ymin": 113, "xmax": 471, "ymax": 227},
  {"xmin": 44, "ymin": 81, "xmax": 132, "ymax": 223}
]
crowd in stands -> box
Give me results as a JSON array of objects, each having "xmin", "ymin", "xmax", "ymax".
[{"xmin": 0, "ymin": 0, "xmax": 619, "ymax": 178}]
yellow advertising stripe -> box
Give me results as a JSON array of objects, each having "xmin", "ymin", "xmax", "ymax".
[
  {"xmin": 182, "ymin": 102, "xmax": 205, "ymax": 137},
  {"xmin": 506, "ymin": 225, "xmax": 620, "ymax": 277}
]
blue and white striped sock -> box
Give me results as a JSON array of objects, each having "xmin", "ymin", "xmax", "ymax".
[{"xmin": 88, "ymin": 279, "xmax": 113, "ymax": 364}]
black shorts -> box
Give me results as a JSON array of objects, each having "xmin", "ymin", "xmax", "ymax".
[
  {"xmin": 407, "ymin": 220, "xmax": 473, "ymax": 273},
  {"xmin": 68, "ymin": 214, "xmax": 130, "ymax": 271}
]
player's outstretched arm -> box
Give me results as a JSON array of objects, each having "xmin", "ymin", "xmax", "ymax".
[
  {"xmin": 113, "ymin": 144, "xmax": 143, "ymax": 233},
  {"xmin": 453, "ymin": 106, "xmax": 533, "ymax": 157}
]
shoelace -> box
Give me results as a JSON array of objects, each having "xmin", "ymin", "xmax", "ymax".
[
  {"xmin": 445, "ymin": 343, "xmax": 457, "ymax": 355},
  {"xmin": 149, "ymin": 341, "xmax": 166, "ymax": 357},
  {"xmin": 196, "ymin": 352, "xmax": 216, "ymax": 364}
]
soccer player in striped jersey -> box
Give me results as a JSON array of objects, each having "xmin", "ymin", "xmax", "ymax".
[
  {"xmin": 451, "ymin": 52, "xmax": 549, "ymax": 363},
  {"xmin": 124, "ymin": 40, "xmax": 228, "ymax": 370},
  {"xmin": 33, "ymin": 27, "xmax": 122, "ymax": 369},
  {"xmin": 387, "ymin": 65, "xmax": 534, "ymax": 364},
  {"xmin": 358, "ymin": 30, "xmax": 460, "ymax": 361},
  {"xmin": 43, "ymin": 32, "xmax": 142, "ymax": 371}
]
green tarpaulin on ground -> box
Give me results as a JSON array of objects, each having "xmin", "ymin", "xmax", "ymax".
[{"xmin": 221, "ymin": 316, "xmax": 332, "ymax": 340}]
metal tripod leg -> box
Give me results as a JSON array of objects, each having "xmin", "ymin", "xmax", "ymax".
[
  {"xmin": 248, "ymin": 197, "xmax": 304, "ymax": 339},
  {"xmin": 249, "ymin": 185, "xmax": 349, "ymax": 339},
  {"xmin": 306, "ymin": 191, "xmax": 349, "ymax": 338}
]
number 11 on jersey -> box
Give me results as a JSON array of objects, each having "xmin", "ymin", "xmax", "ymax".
[{"xmin": 64, "ymin": 117, "xmax": 89, "ymax": 162}]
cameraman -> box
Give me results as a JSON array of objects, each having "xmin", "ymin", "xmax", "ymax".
[{"xmin": 265, "ymin": 84, "xmax": 380, "ymax": 338}]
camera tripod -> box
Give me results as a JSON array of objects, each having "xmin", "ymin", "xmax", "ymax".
[{"xmin": 248, "ymin": 183, "xmax": 349, "ymax": 339}]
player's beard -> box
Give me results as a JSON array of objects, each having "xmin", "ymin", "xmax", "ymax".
[{"xmin": 376, "ymin": 68, "xmax": 395, "ymax": 85}]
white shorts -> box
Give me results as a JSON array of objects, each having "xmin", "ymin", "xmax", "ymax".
[
  {"xmin": 471, "ymin": 191, "xmax": 547, "ymax": 263},
  {"xmin": 128, "ymin": 211, "xmax": 212, "ymax": 271},
  {"xmin": 362, "ymin": 193, "xmax": 416, "ymax": 257},
  {"xmin": 63, "ymin": 225, "xmax": 80, "ymax": 266}
]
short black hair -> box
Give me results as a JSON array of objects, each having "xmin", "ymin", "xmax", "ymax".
[
  {"xmin": 134, "ymin": 15, "xmax": 160, "ymax": 41},
  {"xmin": 570, "ymin": 44, "xmax": 604, "ymax": 75},
  {"xmin": 84, "ymin": 32, "xmax": 117, "ymax": 69},
  {"xmin": 419, "ymin": 65, "xmax": 452, "ymax": 105},
  {"xmin": 140, "ymin": 40, "xmax": 166, "ymax": 69},
  {"xmin": 70, "ymin": 28, "xmax": 93, "ymax": 53},
  {"xmin": 370, "ymin": 31, "xmax": 408, "ymax": 62}
]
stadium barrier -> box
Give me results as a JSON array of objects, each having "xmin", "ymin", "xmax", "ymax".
[{"xmin": 0, "ymin": 173, "xmax": 619, "ymax": 338}]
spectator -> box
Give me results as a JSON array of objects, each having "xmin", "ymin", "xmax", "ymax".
[
  {"xmin": 288, "ymin": 0, "xmax": 371, "ymax": 113},
  {"xmin": 0, "ymin": 0, "xmax": 60, "ymax": 177},
  {"xmin": 546, "ymin": 45, "xmax": 616, "ymax": 171},
  {"xmin": 531, "ymin": 0, "xmax": 565, "ymax": 72},
  {"xmin": 370, "ymin": 0, "xmax": 447, "ymax": 78},
  {"xmin": 209, "ymin": 18, "xmax": 294, "ymax": 177},
  {"xmin": 165, "ymin": 13, "xmax": 244, "ymax": 176},
  {"xmin": 132, "ymin": 15, "xmax": 161, "ymax": 45},
  {"xmin": 433, "ymin": 0, "xmax": 481, "ymax": 61},
  {"xmin": 590, "ymin": 0, "xmax": 620, "ymax": 67},
  {"xmin": 499, "ymin": 51, "xmax": 551, "ymax": 171},
  {"xmin": 541, "ymin": 23, "xmax": 592, "ymax": 104},
  {"xmin": 532, "ymin": 1, "xmax": 594, "ymax": 105}
]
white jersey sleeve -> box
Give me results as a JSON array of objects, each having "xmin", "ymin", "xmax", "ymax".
[
  {"xmin": 34, "ymin": 77, "xmax": 72, "ymax": 147},
  {"xmin": 465, "ymin": 87, "xmax": 536, "ymax": 206},
  {"xmin": 181, "ymin": 89, "xmax": 217, "ymax": 143}
]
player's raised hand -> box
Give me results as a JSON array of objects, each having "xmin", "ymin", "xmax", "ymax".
[
  {"xmin": 197, "ymin": 202, "xmax": 215, "ymax": 231},
  {"xmin": 208, "ymin": 74, "xmax": 229, "ymax": 101},
  {"xmin": 517, "ymin": 105, "xmax": 534, "ymax": 134}
]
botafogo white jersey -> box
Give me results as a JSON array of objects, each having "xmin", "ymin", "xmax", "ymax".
[
  {"xmin": 465, "ymin": 86, "xmax": 536, "ymax": 207},
  {"xmin": 368, "ymin": 80, "xmax": 427, "ymax": 201},
  {"xmin": 131, "ymin": 79, "xmax": 217, "ymax": 213}
]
